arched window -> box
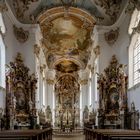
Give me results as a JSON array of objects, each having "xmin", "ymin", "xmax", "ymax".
[
  {"xmin": 0, "ymin": 12, "xmax": 6, "ymax": 88},
  {"xmin": 133, "ymin": 36, "xmax": 140, "ymax": 85},
  {"xmin": 42, "ymin": 71, "xmax": 46, "ymax": 106},
  {"xmin": 128, "ymin": 9, "xmax": 140, "ymax": 88}
]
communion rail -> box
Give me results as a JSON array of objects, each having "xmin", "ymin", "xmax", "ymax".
[
  {"xmin": 84, "ymin": 127, "xmax": 140, "ymax": 140},
  {"xmin": 0, "ymin": 128, "xmax": 52, "ymax": 140}
]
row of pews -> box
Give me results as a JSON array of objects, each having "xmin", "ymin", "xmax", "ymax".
[
  {"xmin": 0, "ymin": 128, "xmax": 52, "ymax": 140},
  {"xmin": 84, "ymin": 127, "xmax": 140, "ymax": 140}
]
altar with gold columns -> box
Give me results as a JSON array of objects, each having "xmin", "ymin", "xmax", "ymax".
[{"xmin": 54, "ymin": 74, "xmax": 80, "ymax": 130}]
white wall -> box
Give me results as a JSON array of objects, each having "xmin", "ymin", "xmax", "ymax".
[
  {"xmin": 3, "ymin": 10, "xmax": 37, "ymax": 73},
  {"xmin": 97, "ymin": 14, "xmax": 130, "ymax": 73},
  {"xmin": 128, "ymin": 85, "xmax": 140, "ymax": 111},
  {"xmin": 0, "ymin": 5, "xmax": 38, "ymax": 112}
]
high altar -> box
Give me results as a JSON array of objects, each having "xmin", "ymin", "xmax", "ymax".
[
  {"xmin": 97, "ymin": 55, "xmax": 128, "ymax": 129},
  {"xmin": 6, "ymin": 53, "xmax": 37, "ymax": 129},
  {"xmin": 54, "ymin": 74, "xmax": 80, "ymax": 130}
]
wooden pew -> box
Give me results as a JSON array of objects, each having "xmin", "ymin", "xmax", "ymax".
[
  {"xmin": 84, "ymin": 127, "xmax": 140, "ymax": 140},
  {"xmin": 0, "ymin": 128, "xmax": 52, "ymax": 140}
]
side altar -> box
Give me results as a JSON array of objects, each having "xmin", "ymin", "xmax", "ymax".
[
  {"xmin": 97, "ymin": 55, "xmax": 128, "ymax": 129},
  {"xmin": 6, "ymin": 53, "xmax": 37, "ymax": 130}
]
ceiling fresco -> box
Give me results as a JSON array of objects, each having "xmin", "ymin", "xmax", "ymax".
[
  {"xmin": 55, "ymin": 60, "xmax": 80, "ymax": 73},
  {"xmin": 5, "ymin": 0, "xmax": 127, "ymax": 73},
  {"xmin": 37, "ymin": 6, "xmax": 95, "ymax": 71},
  {"xmin": 7, "ymin": 0, "xmax": 127, "ymax": 25}
]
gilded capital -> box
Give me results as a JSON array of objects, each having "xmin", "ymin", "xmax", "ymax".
[
  {"xmin": 46, "ymin": 79, "xmax": 54, "ymax": 85},
  {"xmin": 79, "ymin": 79, "xmax": 88, "ymax": 85}
]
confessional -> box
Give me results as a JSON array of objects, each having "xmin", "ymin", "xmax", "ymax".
[{"xmin": 6, "ymin": 53, "xmax": 37, "ymax": 130}]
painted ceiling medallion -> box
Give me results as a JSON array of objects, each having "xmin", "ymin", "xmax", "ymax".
[
  {"xmin": 37, "ymin": 7, "xmax": 96, "ymax": 72},
  {"xmin": 13, "ymin": 25, "xmax": 29, "ymax": 43},
  {"xmin": 104, "ymin": 28, "xmax": 119, "ymax": 45}
]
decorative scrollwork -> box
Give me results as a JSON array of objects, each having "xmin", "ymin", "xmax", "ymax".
[
  {"xmin": 13, "ymin": 25, "xmax": 29, "ymax": 43},
  {"xmin": 6, "ymin": 53, "xmax": 37, "ymax": 129},
  {"xmin": 13, "ymin": 0, "xmax": 39, "ymax": 20},
  {"xmin": 104, "ymin": 28, "xmax": 119, "ymax": 45},
  {"xmin": 97, "ymin": 55, "xmax": 128, "ymax": 126},
  {"xmin": 94, "ymin": 0, "xmax": 122, "ymax": 21}
]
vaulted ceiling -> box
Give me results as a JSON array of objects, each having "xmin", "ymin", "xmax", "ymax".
[
  {"xmin": 7, "ymin": 0, "xmax": 127, "ymax": 25},
  {"xmin": 6, "ymin": 0, "xmax": 128, "ymax": 74}
]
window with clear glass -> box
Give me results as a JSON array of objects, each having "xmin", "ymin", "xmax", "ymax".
[
  {"xmin": 133, "ymin": 36, "xmax": 140, "ymax": 85},
  {"xmin": 0, "ymin": 12, "xmax": 6, "ymax": 88}
]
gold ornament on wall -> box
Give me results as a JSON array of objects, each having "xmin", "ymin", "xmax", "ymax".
[
  {"xmin": 13, "ymin": 25, "xmax": 29, "ymax": 43},
  {"xmin": 79, "ymin": 79, "xmax": 88, "ymax": 85},
  {"xmin": 104, "ymin": 28, "xmax": 119, "ymax": 45},
  {"xmin": 40, "ymin": 64, "xmax": 46, "ymax": 74},
  {"xmin": 94, "ymin": 0, "xmax": 122, "ymax": 21},
  {"xmin": 13, "ymin": 0, "xmax": 39, "ymax": 20},
  {"xmin": 46, "ymin": 79, "xmax": 55, "ymax": 85},
  {"xmin": 34, "ymin": 44, "xmax": 40, "ymax": 58},
  {"xmin": 94, "ymin": 45, "xmax": 100, "ymax": 56},
  {"xmin": 133, "ymin": 21, "xmax": 140, "ymax": 34},
  {"xmin": 0, "ymin": 2, "xmax": 7, "ymax": 12}
]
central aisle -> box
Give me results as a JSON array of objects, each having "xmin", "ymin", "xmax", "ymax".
[{"xmin": 53, "ymin": 135, "xmax": 85, "ymax": 140}]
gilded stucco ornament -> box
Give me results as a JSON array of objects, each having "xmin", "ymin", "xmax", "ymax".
[
  {"xmin": 132, "ymin": 21, "xmax": 140, "ymax": 34},
  {"xmin": 79, "ymin": 79, "xmax": 88, "ymax": 85},
  {"xmin": 93, "ymin": 45, "xmax": 100, "ymax": 57},
  {"xmin": 13, "ymin": 25, "xmax": 29, "ymax": 43},
  {"xmin": 46, "ymin": 79, "xmax": 55, "ymax": 85},
  {"xmin": 34, "ymin": 44, "xmax": 40, "ymax": 58},
  {"xmin": 125, "ymin": 0, "xmax": 140, "ymax": 14},
  {"xmin": 40, "ymin": 64, "xmax": 46, "ymax": 74},
  {"xmin": 94, "ymin": 0, "xmax": 122, "ymax": 21},
  {"xmin": 0, "ymin": 2, "xmax": 7, "ymax": 12},
  {"xmin": 104, "ymin": 28, "xmax": 119, "ymax": 45},
  {"xmin": 13, "ymin": 0, "xmax": 38, "ymax": 20}
]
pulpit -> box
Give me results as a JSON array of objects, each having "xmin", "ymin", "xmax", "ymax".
[{"xmin": 6, "ymin": 53, "xmax": 37, "ymax": 130}]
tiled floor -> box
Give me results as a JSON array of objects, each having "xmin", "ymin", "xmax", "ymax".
[{"xmin": 53, "ymin": 135, "xmax": 85, "ymax": 140}]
